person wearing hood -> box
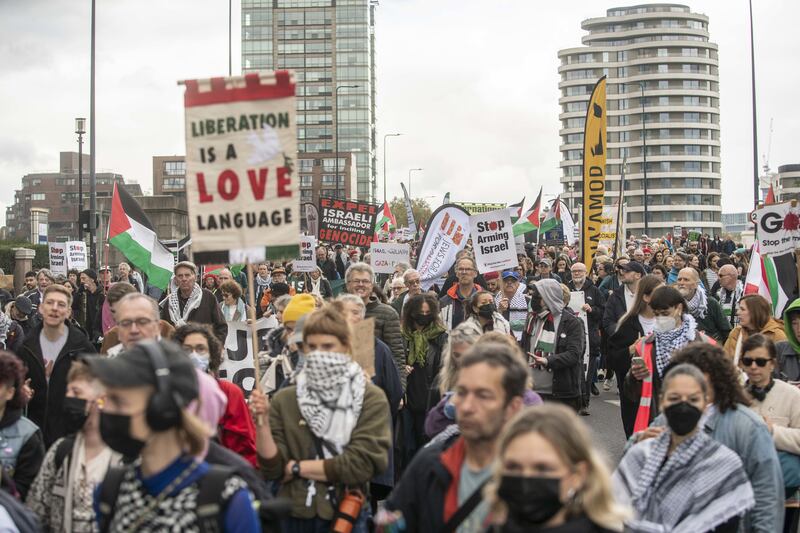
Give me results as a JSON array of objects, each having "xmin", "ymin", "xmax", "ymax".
[
  {"xmin": 464, "ymin": 291, "xmax": 512, "ymax": 336},
  {"xmin": 496, "ymin": 270, "xmax": 529, "ymax": 342},
  {"xmin": 569, "ymin": 262, "xmax": 605, "ymax": 402},
  {"xmin": 625, "ymin": 286, "xmax": 715, "ymax": 431},
  {"xmin": 676, "ymin": 267, "xmax": 731, "ymax": 343},
  {"xmin": 523, "ymin": 279, "xmax": 585, "ymax": 412},
  {"xmin": 777, "ymin": 299, "xmax": 800, "ymax": 382},
  {"xmin": 440, "ymin": 256, "xmax": 483, "ymax": 331},
  {"xmin": 723, "ymin": 294, "xmax": 787, "ymax": 364}
]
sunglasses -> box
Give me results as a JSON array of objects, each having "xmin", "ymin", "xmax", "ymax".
[{"xmin": 741, "ymin": 357, "xmax": 771, "ymax": 368}]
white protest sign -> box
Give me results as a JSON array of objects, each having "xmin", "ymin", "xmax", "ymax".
[
  {"xmin": 293, "ymin": 235, "xmax": 317, "ymax": 272},
  {"xmin": 218, "ymin": 316, "xmax": 278, "ymax": 394},
  {"xmin": 750, "ymin": 201, "xmax": 800, "ymax": 256},
  {"xmin": 48, "ymin": 243, "xmax": 67, "ymax": 276},
  {"xmin": 598, "ymin": 205, "xmax": 618, "ymax": 251},
  {"xmin": 416, "ymin": 205, "xmax": 470, "ymax": 290},
  {"xmin": 65, "ymin": 241, "xmax": 88, "ymax": 270},
  {"xmin": 183, "ymin": 72, "xmax": 299, "ymax": 263},
  {"xmin": 370, "ymin": 242, "xmax": 410, "ymax": 274},
  {"xmin": 569, "ymin": 291, "xmax": 590, "ymax": 366},
  {"xmin": 469, "ymin": 209, "xmax": 517, "ymax": 274}
]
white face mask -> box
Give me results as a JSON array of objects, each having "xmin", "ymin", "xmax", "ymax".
[
  {"xmin": 653, "ymin": 316, "xmax": 677, "ymax": 333},
  {"xmin": 189, "ymin": 351, "xmax": 210, "ymax": 372}
]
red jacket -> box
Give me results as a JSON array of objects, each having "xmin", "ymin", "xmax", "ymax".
[{"xmin": 217, "ymin": 380, "xmax": 257, "ymax": 467}]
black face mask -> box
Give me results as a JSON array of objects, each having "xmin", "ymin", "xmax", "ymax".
[
  {"xmin": 498, "ymin": 475, "xmax": 564, "ymax": 525},
  {"xmin": 100, "ymin": 412, "xmax": 146, "ymax": 458},
  {"xmin": 663, "ymin": 401, "xmax": 703, "ymax": 436},
  {"xmin": 477, "ymin": 303, "xmax": 496, "ymax": 318},
  {"xmin": 414, "ymin": 314, "xmax": 434, "ymax": 327},
  {"xmin": 63, "ymin": 397, "xmax": 89, "ymax": 434},
  {"xmin": 529, "ymin": 293, "xmax": 545, "ymax": 314}
]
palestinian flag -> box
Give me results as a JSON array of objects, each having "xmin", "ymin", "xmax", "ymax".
[
  {"xmin": 512, "ymin": 187, "xmax": 542, "ymax": 237},
  {"xmin": 375, "ymin": 201, "xmax": 396, "ymax": 233},
  {"xmin": 745, "ymin": 242, "xmax": 798, "ymax": 318},
  {"xmin": 539, "ymin": 196, "xmax": 562, "ymax": 235},
  {"xmin": 765, "ymin": 184, "xmax": 777, "ymax": 205},
  {"xmin": 109, "ymin": 183, "xmax": 174, "ymax": 290},
  {"xmin": 507, "ymin": 197, "xmax": 525, "ymax": 224}
]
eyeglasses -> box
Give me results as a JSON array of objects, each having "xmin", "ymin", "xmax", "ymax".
[
  {"xmin": 741, "ymin": 357, "xmax": 772, "ymax": 368},
  {"xmin": 349, "ymin": 279, "xmax": 373, "ymax": 286},
  {"xmin": 456, "ymin": 268, "xmax": 475, "ymax": 274},
  {"xmin": 406, "ymin": 279, "xmax": 421, "ymax": 286},
  {"xmin": 117, "ymin": 318, "xmax": 157, "ymax": 329}
]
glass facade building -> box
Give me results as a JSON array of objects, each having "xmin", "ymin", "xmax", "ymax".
[
  {"xmin": 241, "ymin": 0, "xmax": 377, "ymax": 201},
  {"xmin": 558, "ymin": 4, "xmax": 723, "ymax": 236}
]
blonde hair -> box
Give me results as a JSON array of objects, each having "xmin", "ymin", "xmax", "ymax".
[
  {"xmin": 484, "ymin": 405, "xmax": 628, "ymax": 531},
  {"xmin": 178, "ymin": 409, "xmax": 212, "ymax": 456},
  {"xmin": 303, "ymin": 305, "xmax": 353, "ymax": 354},
  {"xmin": 438, "ymin": 320, "xmax": 483, "ymax": 394}
]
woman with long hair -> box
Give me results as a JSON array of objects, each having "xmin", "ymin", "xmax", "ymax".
[
  {"xmin": 650, "ymin": 250, "xmax": 664, "ymax": 268},
  {"xmin": 724, "ymin": 294, "xmax": 787, "ymax": 364},
  {"xmin": 614, "ymin": 364, "xmax": 754, "ymax": 532},
  {"xmin": 250, "ymin": 306, "xmax": 391, "ymax": 531},
  {"xmin": 607, "ymin": 275, "xmax": 664, "ymax": 437},
  {"xmin": 486, "ymin": 404, "xmax": 627, "ymax": 532},
  {"xmin": 555, "ymin": 256, "xmax": 572, "ymax": 286}
]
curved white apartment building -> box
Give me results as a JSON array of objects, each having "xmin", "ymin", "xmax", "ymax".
[
  {"xmin": 558, "ymin": 4, "xmax": 722, "ymax": 237},
  {"xmin": 779, "ymin": 164, "xmax": 800, "ymax": 202}
]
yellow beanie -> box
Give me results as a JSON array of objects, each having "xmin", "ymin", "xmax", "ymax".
[{"xmin": 282, "ymin": 294, "xmax": 316, "ymax": 323}]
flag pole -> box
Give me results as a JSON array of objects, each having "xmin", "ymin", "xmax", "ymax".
[{"xmin": 245, "ymin": 261, "xmax": 263, "ymax": 424}]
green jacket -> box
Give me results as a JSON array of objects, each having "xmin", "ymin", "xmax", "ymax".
[
  {"xmin": 695, "ymin": 296, "xmax": 732, "ymax": 344},
  {"xmin": 258, "ymin": 383, "xmax": 391, "ymax": 520}
]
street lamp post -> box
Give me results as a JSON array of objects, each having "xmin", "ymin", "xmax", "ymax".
[
  {"xmin": 624, "ymin": 81, "xmax": 648, "ymax": 235},
  {"xmin": 407, "ymin": 168, "xmax": 423, "ymax": 198},
  {"xmin": 335, "ymin": 85, "xmax": 359, "ymax": 198},
  {"xmin": 89, "ymin": 0, "xmax": 97, "ymax": 268},
  {"xmin": 383, "ymin": 133, "xmax": 402, "ymax": 203},
  {"xmin": 75, "ymin": 118, "xmax": 86, "ymax": 240}
]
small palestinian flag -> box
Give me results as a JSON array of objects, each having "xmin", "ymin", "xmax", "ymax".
[
  {"xmin": 513, "ymin": 187, "xmax": 542, "ymax": 237},
  {"xmin": 375, "ymin": 201, "xmax": 396, "ymax": 233},
  {"xmin": 745, "ymin": 242, "xmax": 798, "ymax": 318},
  {"xmin": 109, "ymin": 183, "xmax": 174, "ymax": 290},
  {"xmin": 507, "ymin": 197, "xmax": 525, "ymax": 224}
]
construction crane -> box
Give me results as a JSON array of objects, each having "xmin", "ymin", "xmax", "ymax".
[{"xmin": 762, "ymin": 117, "xmax": 774, "ymax": 175}]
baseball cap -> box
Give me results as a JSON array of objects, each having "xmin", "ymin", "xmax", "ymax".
[
  {"xmin": 501, "ymin": 270, "xmax": 521, "ymax": 281},
  {"xmin": 619, "ymin": 261, "xmax": 647, "ymax": 276},
  {"xmin": 84, "ymin": 340, "xmax": 198, "ymax": 406},
  {"xmin": 13, "ymin": 296, "xmax": 32, "ymax": 317},
  {"xmin": 538, "ymin": 258, "xmax": 552, "ymax": 267}
]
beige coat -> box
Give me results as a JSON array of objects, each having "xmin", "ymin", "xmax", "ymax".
[{"xmin": 749, "ymin": 378, "xmax": 800, "ymax": 455}]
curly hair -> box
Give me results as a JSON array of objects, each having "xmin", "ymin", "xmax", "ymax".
[
  {"xmin": 401, "ymin": 293, "xmax": 443, "ymax": 332},
  {"xmin": 669, "ymin": 342, "xmax": 751, "ymax": 413},
  {"xmin": 173, "ymin": 323, "xmax": 223, "ymax": 374},
  {"xmin": 0, "ymin": 352, "xmax": 27, "ymax": 410}
]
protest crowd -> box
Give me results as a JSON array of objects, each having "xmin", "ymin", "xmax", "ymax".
[{"xmin": 0, "ymin": 226, "xmax": 797, "ymax": 533}]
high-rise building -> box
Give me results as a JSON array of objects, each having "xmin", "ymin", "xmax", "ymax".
[
  {"xmin": 558, "ymin": 4, "xmax": 722, "ymax": 236},
  {"xmin": 241, "ymin": 0, "xmax": 377, "ymax": 202},
  {"xmin": 778, "ymin": 164, "xmax": 800, "ymax": 202}
]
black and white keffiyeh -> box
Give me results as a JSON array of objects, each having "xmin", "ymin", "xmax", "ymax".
[
  {"xmin": 296, "ymin": 351, "xmax": 366, "ymax": 455},
  {"xmin": 613, "ymin": 429, "xmax": 754, "ymax": 533},
  {"xmin": 167, "ymin": 281, "xmax": 203, "ymax": 327},
  {"xmin": 654, "ymin": 314, "xmax": 696, "ymax": 378},
  {"xmin": 686, "ymin": 286, "xmax": 708, "ymax": 320},
  {"xmin": 0, "ymin": 312, "xmax": 12, "ymax": 349},
  {"xmin": 255, "ymin": 274, "xmax": 271, "ymax": 289}
]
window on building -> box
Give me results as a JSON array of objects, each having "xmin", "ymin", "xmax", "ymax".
[
  {"xmin": 164, "ymin": 161, "xmax": 186, "ymax": 176},
  {"xmin": 31, "ymin": 193, "xmax": 45, "ymax": 201}
]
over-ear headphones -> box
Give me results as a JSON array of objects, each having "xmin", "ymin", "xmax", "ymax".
[{"xmin": 139, "ymin": 340, "xmax": 183, "ymax": 431}]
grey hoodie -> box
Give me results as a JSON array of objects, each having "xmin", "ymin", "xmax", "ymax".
[{"xmin": 534, "ymin": 278, "xmax": 566, "ymax": 332}]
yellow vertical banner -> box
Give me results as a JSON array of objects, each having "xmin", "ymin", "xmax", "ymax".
[{"xmin": 581, "ymin": 76, "xmax": 607, "ymax": 264}]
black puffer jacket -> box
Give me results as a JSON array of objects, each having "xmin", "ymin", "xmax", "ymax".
[
  {"xmin": 522, "ymin": 309, "xmax": 585, "ymax": 399},
  {"xmin": 568, "ymin": 278, "xmax": 605, "ymax": 354}
]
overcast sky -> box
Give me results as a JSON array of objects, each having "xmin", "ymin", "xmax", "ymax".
[{"xmin": 1, "ymin": 0, "xmax": 797, "ymax": 225}]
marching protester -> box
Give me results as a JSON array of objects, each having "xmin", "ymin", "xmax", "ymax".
[
  {"xmin": 203, "ymin": 272, "xmax": 221, "ymax": 299},
  {"xmin": 496, "ymin": 270, "xmax": 529, "ymax": 342},
  {"xmin": 0, "ymin": 352, "xmax": 44, "ymax": 500},
  {"xmin": 483, "ymin": 271, "xmax": 501, "ymax": 296},
  {"xmin": 18, "ymin": 285, "xmax": 96, "ymax": 446},
  {"xmin": 649, "ymin": 262, "xmax": 668, "ymax": 283},
  {"xmin": 346, "ymin": 262, "xmax": 406, "ymax": 387},
  {"xmin": 391, "ymin": 268, "xmax": 421, "ymax": 316},
  {"xmin": 22, "ymin": 271, "xmax": 37, "ymax": 295},
  {"xmin": 219, "ymin": 280, "xmax": 250, "ymax": 322},
  {"xmin": 533, "ymin": 258, "xmax": 561, "ymax": 283},
  {"xmin": 524, "ymin": 279, "xmax": 584, "ymax": 411},
  {"xmin": 316, "ymin": 245, "xmax": 338, "ymax": 281},
  {"xmin": 666, "ymin": 252, "xmax": 686, "ymax": 285},
  {"xmin": 334, "ymin": 244, "xmax": 350, "ymax": 280},
  {"xmin": 778, "ymin": 300, "xmax": 800, "ymax": 382},
  {"xmin": 716, "ymin": 264, "xmax": 744, "ymax": 327},
  {"xmin": 115, "ymin": 262, "xmax": 142, "ymax": 293},
  {"xmin": 0, "ymin": 300, "xmax": 24, "ymax": 352},
  {"xmin": 598, "ymin": 258, "xmax": 625, "ymax": 296},
  {"xmin": 388, "ymin": 277, "xmax": 406, "ymax": 304},
  {"xmin": 568, "ymin": 262, "xmax": 605, "ymax": 401},
  {"xmin": 253, "ymin": 263, "xmax": 271, "ymax": 318},
  {"xmin": 676, "ymin": 266, "xmax": 731, "ymax": 343},
  {"xmin": 600, "ymin": 261, "xmax": 644, "ymax": 391},
  {"xmin": 554, "ymin": 256, "xmax": 572, "ymax": 285},
  {"xmin": 614, "ymin": 363, "xmax": 754, "ymax": 532},
  {"xmin": 485, "ymin": 404, "xmax": 627, "ymax": 532},
  {"xmin": 724, "ymin": 294, "xmax": 787, "ymax": 363},
  {"xmin": 101, "ymin": 291, "xmax": 174, "ymax": 356},
  {"xmin": 250, "ymin": 305, "xmax": 392, "ymax": 530},
  {"xmin": 26, "ymin": 269, "xmax": 55, "ymax": 314},
  {"xmin": 8, "ymin": 295, "xmax": 35, "ymax": 341},
  {"xmin": 76, "ymin": 269, "xmax": 105, "ymax": 348},
  {"xmin": 26, "ymin": 361, "xmax": 123, "ymax": 531},
  {"xmin": 160, "ymin": 261, "xmax": 227, "ymax": 342},
  {"xmin": 464, "ymin": 290, "xmax": 511, "ymax": 335},
  {"xmin": 440, "ymin": 255, "xmax": 483, "ymax": 331},
  {"xmin": 306, "ymin": 266, "xmax": 333, "ymax": 299},
  {"xmin": 85, "ymin": 341, "xmax": 260, "ymax": 531},
  {"xmin": 381, "ymin": 342, "xmax": 527, "ymax": 531}
]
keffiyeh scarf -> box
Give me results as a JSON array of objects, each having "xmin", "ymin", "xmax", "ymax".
[
  {"xmin": 296, "ymin": 351, "xmax": 366, "ymax": 454},
  {"xmin": 497, "ymin": 285, "xmax": 528, "ymax": 340},
  {"xmin": 0, "ymin": 312, "xmax": 12, "ymax": 349},
  {"xmin": 718, "ymin": 281, "xmax": 744, "ymax": 325},
  {"xmin": 402, "ymin": 323, "xmax": 446, "ymax": 367},
  {"xmin": 686, "ymin": 286, "xmax": 708, "ymax": 320},
  {"xmin": 168, "ymin": 282, "xmax": 203, "ymax": 327},
  {"xmin": 616, "ymin": 429, "xmax": 754, "ymax": 533},
  {"xmin": 255, "ymin": 274, "xmax": 271, "ymax": 289},
  {"xmin": 654, "ymin": 314, "xmax": 696, "ymax": 378}
]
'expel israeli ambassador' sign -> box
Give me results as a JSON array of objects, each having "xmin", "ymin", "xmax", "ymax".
[
  {"xmin": 470, "ymin": 209, "xmax": 517, "ymax": 273},
  {"xmin": 183, "ymin": 72, "xmax": 299, "ymax": 263}
]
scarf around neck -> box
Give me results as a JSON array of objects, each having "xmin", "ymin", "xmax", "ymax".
[
  {"xmin": 0, "ymin": 313, "xmax": 12, "ymax": 347},
  {"xmin": 168, "ymin": 282, "xmax": 203, "ymax": 327},
  {"xmin": 686, "ymin": 286, "xmax": 708, "ymax": 319},
  {"xmin": 296, "ymin": 351, "xmax": 366, "ymax": 454},
  {"xmin": 654, "ymin": 314, "xmax": 696, "ymax": 377},
  {"xmin": 402, "ymin": 323, "xmax": 446, "ymax": 366},
  {"xmin": 255, "ymin": 274, "xmax": 271, "ymax": 288},
  {"xmin": 221, "ymin": 298, "xmax": 246, "ymax": 322}
]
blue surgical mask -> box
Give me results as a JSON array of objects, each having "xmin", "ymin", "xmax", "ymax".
[{"xmin": 189, "ymin": 352, "xmax": 210, "ymax": 373}]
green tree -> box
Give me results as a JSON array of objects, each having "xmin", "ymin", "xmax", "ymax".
[{"xmin": 389, "ymin": 197, "xmax": 432, "ymax": 229}]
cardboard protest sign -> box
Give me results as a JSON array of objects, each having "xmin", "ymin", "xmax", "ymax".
[
  {"xmin": 351, "ymin": 318, "xmax": 376, "ymax": 377},
  {"xmin": 750, "ymin": 201, "xmax": 800, "ymax": 256},
  {"xmin": 293, "ymin": 235, "xmax": 317, "ymax": 272},
  {"xmin": 370, "ymin": 242, "xmax": 410, "ymax": 274},
  {"xmin": 318, "ymin": 197, "xmax": 378, "ymax": 247},
  {"xmin": 303, "ymin": 203, "xmax": 319, "ymax": 237},
  {"xmin": 66, "ymin": 241, "xmax": 88, "ymax": 270},
  {"xmin": 218, "ymin": 316, "xmax": 278, "ymax": 395},
  {"xmin": 417, "ymin": 204, "xmax": 470, "ymax": 290},
  {"xmin": 568, "ymin": 291, "xmax": 590, "ymax": 366},
  {"xmin": 469, "ymin": 209, "xmax": 517, "ymax": 274},
  {"xmin": 48, "ymin": 243, "xmax": 67, "ymax": 276},
  {"xmin": 598, "ymin": 206, "xmax": 617, "ymax": 252},
  {"xmin": 183, "ymin": 72, "xmax": 299, "ymax": 263}
]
